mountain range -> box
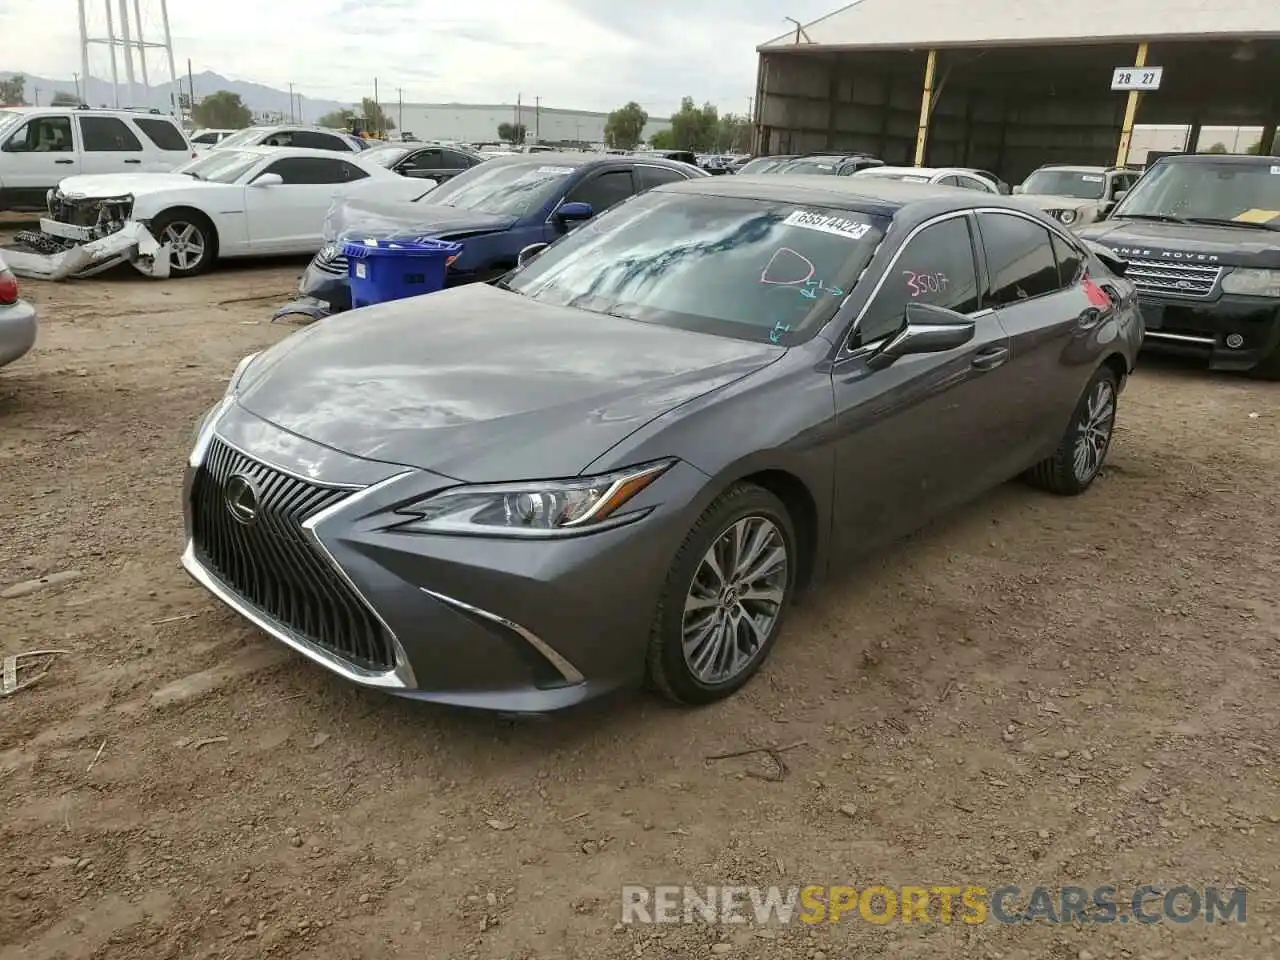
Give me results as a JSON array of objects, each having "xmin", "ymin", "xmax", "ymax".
[{"xmin": 0, "ymin": 69, "xmax": 350, "ymax": 120}]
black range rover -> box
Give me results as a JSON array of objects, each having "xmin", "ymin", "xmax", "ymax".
[{"xmin": 1078, "ymin": 153, "xmax": 1280, "ymax": 379}]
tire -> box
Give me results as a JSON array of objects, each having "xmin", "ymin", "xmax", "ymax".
[
  {"xmin": 1024, "ymin": 366, "xmax": 1119, "ymax": 496},
  {"xmin": 646, "ymin": 483, "xmax": 797, "ymax": 706},
  {"xmin": 149, "ymin": 210, "xmax": 216, "ymax": 277}
]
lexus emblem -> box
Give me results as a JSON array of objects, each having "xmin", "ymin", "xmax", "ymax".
[{"xmin": 224, "ymin": 473, "xmax": 260, "ymax": 525}]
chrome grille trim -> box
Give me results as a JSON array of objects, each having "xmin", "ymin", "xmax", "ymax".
[{"xmin": 1126, "ymin": 258, "xmax": 1222, "ymax": 299}]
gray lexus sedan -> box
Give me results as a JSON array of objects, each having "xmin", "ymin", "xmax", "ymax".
[{"xmin": 183, "ymin": 175, "xmax": 1143, "ymax": 712}]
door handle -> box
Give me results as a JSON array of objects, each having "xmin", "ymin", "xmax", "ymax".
[
  {"xmin": 971, "ymin": 346, "xmax": 1010, "ymax": 370},
  {"xmin": 55, "ymin": 158, "xmax": 74, "ymax": 164},
  {"xmin": 123, "ymin": 158, "xmax": 141, "ymax": 164}
]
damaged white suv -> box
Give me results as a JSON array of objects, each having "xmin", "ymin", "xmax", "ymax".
[{"xmin": 1013, "ymin": 164, "xmax": 1141, "ymax": 229}]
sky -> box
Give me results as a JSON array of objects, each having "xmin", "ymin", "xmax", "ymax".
[{"xmin": 1, "ymin": 0, "xmax": 840, "ymax": 114}]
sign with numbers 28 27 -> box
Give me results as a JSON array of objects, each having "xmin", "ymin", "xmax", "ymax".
[{"xmin": 1111, "ymin": 66, "xmax": 1163, "ymax": 91}]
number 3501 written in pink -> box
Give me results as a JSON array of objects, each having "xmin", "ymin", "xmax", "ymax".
[{"xmin": 905, "ymin": 271, "xmax": 949, "ymax": 297}]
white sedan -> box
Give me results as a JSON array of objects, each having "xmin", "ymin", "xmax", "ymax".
[
  {"xmin": 853, "ymin": 165, "xmax": 1001, "ymax": 193},
  {"xmin": 45, "ymin": 146, "xmax": 436, "ymax": 277}
]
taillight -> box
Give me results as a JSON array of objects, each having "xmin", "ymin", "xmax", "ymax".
[{"xmin": 0, "ymin": 270, "xmax": 18, "ymax": 305}]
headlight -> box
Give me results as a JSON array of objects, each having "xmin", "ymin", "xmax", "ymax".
[
  {"xmin": 1221, "ymin": 268, "xmax": 1280, "ymax": 298},
  {"xmin": 189, "ymin": 352, "xmax": 259, "ymax": 464},
  {"xmin": 392, "ymin": 460, "xmax": 673, "ymax": 537},
  {"xmin": 1058, "ymin": 209, "xmax": 1078, "ymax": 225}
]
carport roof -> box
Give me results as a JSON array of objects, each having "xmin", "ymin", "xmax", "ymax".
[{"xmin": 759, "ymin": 0, "xmax": 1280, "ymax": 51}]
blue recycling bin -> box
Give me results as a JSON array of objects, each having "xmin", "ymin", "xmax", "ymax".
[{"xmin": 342, "ymin": 235, "xmax": 464, "ymax": 308}]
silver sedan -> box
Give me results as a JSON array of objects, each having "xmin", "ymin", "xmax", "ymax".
[{"xmin": 0, "ymin": 252, "xmax": 37, "ymax": 369}]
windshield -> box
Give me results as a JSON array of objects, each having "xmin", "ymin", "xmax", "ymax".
[
  {"xmin": 1022, "ymin": 169, "xmax": 1108, "ymax": 200},
  {"xmin": 363, "ymin": 145, "xmax": 411, "ymax": 167},
  {"xmin": 858, "ymin": 170, "xmax": 931, "ymax": 183},
  {"xmin": 211, "ymin": 128, "xmax": 264, "ymax": 150},
  {"xmin": 773, "ymin": 158, "xmax": 840, "ymax": 176},
  {"xmin": 0, "ymin": 110, "xmax": 24, "ymax": 138},
  {"xmin": 1111, "ymin": 160, "xmax": 1280, "ymax": 227},
  {"xmin": 738, "ymin": 157, "xmax": 790, "ymax": 175},
  {"xmin": 505, "ymin": 191, "xmax": 886, "ymax": 344},
  {"xmin": 423, "ymin": 160, "xmax": 578, "ymax": 216},
  {"xmin": 174, "ymin": 150, "xmax": 263, "ymax": 183}
]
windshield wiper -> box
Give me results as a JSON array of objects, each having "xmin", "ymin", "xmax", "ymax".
[
  {"xmin": 1185, "ymin": 216, "xmax": 1280, "ymax": 231},
  {"xmin": 1113, "ymin": 212, "xmax": 1186, "ymax": 223},
  {"xmin": 184, "ymin": 171, "xmax": 204, "ymax": 180}
]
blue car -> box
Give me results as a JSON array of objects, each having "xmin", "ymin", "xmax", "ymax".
[{"xmin": 275, "ymin": 152, "xmax": 707, "ymax": 320}]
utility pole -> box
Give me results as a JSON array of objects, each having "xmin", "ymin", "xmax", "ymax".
[
  {"xmin": 32, "ymin": 87, "xmax": 40, "ymax": 106},
  {"xmin": 534, "ymin": 95, "xmax": 540, "ymax": 144},
  {"xmin": 373, "ymin": 77, "xmax": 379, "ymax": 136},
  {"xmin": 288, "ymin": 82, "xmax": 294, "ymax": 122},
  {"xmin": 132, "ymin": 0, "xmax": 150, "ymax": 105},
  {"xmin": 515, "ymin": 93, "xmax": 522, "ymax": 143},
  {"xmin": 77, "ymin": 0, "xmax": 90, "ymax": 105},
  {"xmin": 397, "ymin": 87, "xmax": 404, "ymax": 134},
  {"xmin": 73, "ymin": 72, "xmax": 82, "ymax": 102},
  {"xmin": 117, "ymin": 0, "xmax": 136, "ymax": 106},
  {"xmin": 105, "ymin": 0, "xmax": 121, "ymax": 107},
  {"xmin": 187, "ymin": 57, "xmax": 194, "ymax": 119}
]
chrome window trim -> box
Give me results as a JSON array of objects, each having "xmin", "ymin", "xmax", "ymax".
[{"xmin": 420, "ymin": 588, "xmax": 585, "ymax": 685}]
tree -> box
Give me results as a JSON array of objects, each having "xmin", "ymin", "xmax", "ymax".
[
  {"xmin": 604, "ymin": 101, "xmax": 648, "ymax": 150},
  {"xmin": 497, "ymin": 122, "xmax": 527, "ymax": 144},
  {"xmin": 319, "ymin": 108, "xmax": 355, "ymax": 129},
  {"xmin": 1246, "ymin": 133, "xmax": 1278, "ymax": 155},
  {"xmin": 649, "ymin": 129, "xmax": 675, "ymax": 149},
  {"xmin": 191, "ymin": 90, "xmax": 252, "ymax": 129},
  {"xmin": 0, "ymin": 73, "xmax": 27, "ymax": 105},
  {"xmin": 51, "ymin": 90, "xmax": 80, "ymax": 107},
  {"xmin": 361, "ymin": 97, "xmax": 395, "ymax": 134},
  {"xmin": 668, "ymin": 96, "xmax": 719, "ymax": 152},
  {"xmin": 716, "ymin": 113, "xmax": 750, "ymax": 152},
  {"xmin": 1203, "ymin": 141, "xmax": 1229, "ymax": 154}
]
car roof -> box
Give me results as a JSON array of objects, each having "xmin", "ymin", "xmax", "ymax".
[
  {"xmin": 212, "ymin": 145, "xmax": 369, "ymax": 161},
  {"xmin": 0, "ymin": 105, "xmax": 180, "ymax": 120},
  {"xmin": 481, "ymin": 151, "xmax": 689, "ymax": 171},
  {"xmin": 656, "ymin": 173, "xmax": 1033, "ymax": 218},
  {"xmin": 1154, "ymin": 152, "xmax": 1279, "ymax": 165},
  {"xmin": 1036, "ymin": 164, "xmax": 1111, "ymax": 173}
]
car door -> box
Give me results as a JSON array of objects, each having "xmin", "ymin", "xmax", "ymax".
[
  {"xmin": 439, "ymin": 149, "xmax": 480, "ymax": 182},
  {"xmin": 244, "ymin": 156, "xmax": 362, "ymax": 252},
  {"xmin": 0, "ymin": 114, "xmax": 79, "ymax": 205},
  {"xmin": 396, "ymin": 147, "xmax": 447, "ymax": 181},
  {"xmin": 550, "ymin": 167, "xmax": 636, "ymax": 238},
  {"xmin": 289, "ymin": 130, "xmax": 354, "ymax": 153},
  {"xmin": 829, "ymin": 212, "xmax": 1018, "ymax": 555},
  {"xmin": 76, "ymin": 115, "xmax": 146, "ymax": 174},
  {"xmin": 972, "ymin": 210, "xmax": 1102, "ymax": 467}
]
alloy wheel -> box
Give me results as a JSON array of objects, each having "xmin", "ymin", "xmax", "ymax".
[
  {"xmin": 1073, "ymin": 379, "xmax": 1115, "ymax": 483},
  {"xmin": 161, "ymin": 222, "xmax": 206, "ymax": 272},
  {"xmin": 681, "ymin": 515, "xmax": 788, "ymax": 684}
]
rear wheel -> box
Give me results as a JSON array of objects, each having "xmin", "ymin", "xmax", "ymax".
[
  {"xmin": 1024, "ymin": 366, "xmax": 1118, "ymax": 496},
  {"xmin": 647, "ymin": 484, "xmax": 796, "ymax": 705},
  {"xmin": 151, "ymin": 211, "xmax": 216, "ymax": 277}
]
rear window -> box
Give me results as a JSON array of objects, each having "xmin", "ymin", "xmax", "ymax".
[
  {"xmin": 507, "ymin": 191, "xmax": 886, "ymax": 344},
  {"xmin": 134, "ymin": 117, "xmax": 189, "ymax": 151}
]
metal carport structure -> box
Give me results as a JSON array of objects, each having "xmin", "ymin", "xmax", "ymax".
[{"xmin": 753, "ymin": 0, "xmax": 1280, "ymax": 182}]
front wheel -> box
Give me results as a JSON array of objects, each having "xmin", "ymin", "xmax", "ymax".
[
  {"xmin": 150, "ymin": 211, "xmax": 215, "ymax": 277},
  {"xmin": 1024, "ymin": 366, "xmax": 1119, "ymax": 496},
  {"xmin": 647, "ymin": 484, "xmax": 796, "ymax": 705}
]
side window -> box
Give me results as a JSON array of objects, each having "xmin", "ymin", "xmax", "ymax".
[
  {"xmin": 78, "ymin": 116, "xmax": 143, "ymax": 152},
  {"xmin": 857, "ymin": 216, "xmax": 982, "ymax": 345},
  {"xmin": 978, "ymin": 212, "xmax": 1061, "ymax": 307},
  {"xmin": 566, "ymin": 169, "xmax": 635, "ymax": 214},
  {"xmin": 404, "ymin": 149, "xmax": 443, "ymax": 171},
  {"xmin": 1051, "ymin": 232, "xmax": 1085, "ymax": 286},
  {"xmin": 336, "ymin": 160, "xmax": 369, "ymax": 182},
  {"xmin": 4, "ymin": 116, "xmax": 74, "ymax": 152},
  {"xmin": 191, "ymin": 131, "xmax": 220, "ymax": 145},
  {"xmin": 261, "ymin": 157, "xmax": 347, "ymax": 184},
  {"xmin": 957, "ymin": 176, "xmax": 989, "ymax": 192},
  {"xmin": 291, "ymin": 131, "xmax": 349, "ymax": 151},
  {"xmin": 635, "ymin": 165, "xmax": 688, "ymax": 191},
  {"xmin": 440, "ymin": 151, "xmax": 473, "ymax": 170},
  {"xmin": 133, "ymin": 118, "xmax": 188, "ymax": 151},
  {"xmin": 938, "ymin": 175, "xmax": 961, "ymax": 186}
]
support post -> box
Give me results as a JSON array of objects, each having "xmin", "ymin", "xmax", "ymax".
[
  {"xmin": 913, "ymin": 49, "xmax": 937, "ymax": 167},
  {"xmin": 132, "ymin": 0, "xmax": 150, "ymax": 103},
  {"xmin": 1185, "ymin": 119, "xmax": 1202, "ymax": 154},
  {"xmin": 77, "ymin": 0, "xmax": 91, "ymax": 106},
  {"xmin": 1114, "ymin": 41, "xmax": 1149, "ymax": 167},
  {"xmin": 160, "ymin": 0, "xmax": 179, "ymax": 114},
  {"xmin": 117, "ymin": 0, "xmax": 135, "ymax": 106},
  {"xmin": 1259, "ymin": 120, "xmax": 1277, "ymax": 156},
  {"xmin": 104, "ymin": 0, "xmax": 120, "ymax": 107}
]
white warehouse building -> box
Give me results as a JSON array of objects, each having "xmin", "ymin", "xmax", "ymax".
[{"xmin": 377, "ymin": 102, "xmax": 672, "ymax": 145}]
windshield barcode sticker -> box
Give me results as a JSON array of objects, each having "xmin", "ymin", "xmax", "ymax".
[
  {"xmin": 1081, "ymin": 175, "xmax": 1104, "ymax": 182},
  {"xmin": 783, "ymin": 210, "xmax": 871, "ymax": 240}
]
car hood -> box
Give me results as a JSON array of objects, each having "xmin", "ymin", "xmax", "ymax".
[
  {"xmin": 236, "ymin": 284, "xmax": 783, "ymax": 480},
  {"xmin": 1017, "ymin": 193, "xmax": 1101, "ymax": 210},
  {"xmin": 1078, "ymin": 218, "xmax": 1280, "ymax": 270},
  {"xmin": 56, "ymin": 173, "xmax": 216, "ymax": 199},
  {"xmin": 322, "ymin": 199, "xmax": 518, "ymax": 243}
]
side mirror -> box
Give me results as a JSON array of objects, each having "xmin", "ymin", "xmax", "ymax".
[
  {"xmin": 2, "ymin": 135, "xmax": 29, "ymax": 153},
  {"xmin": 517, "ymin": 242, "xmax": 548, "ymax": 268},
  {"xmin": 1112, "ymin": 189, "xmax": 1128, "ymax": 202},
  {"xmin": 556, "ymin": 201, "xmax": 594, "ymax": 222},
  {"xmin": 866, "ymin": 302, "xmax": 976, "ymax": 370},
  {"xmin": 251, "ymin": 173, "xmax": 284, "ymax": 188},
  {"xmin": 1011, "ymin": 184, "xmax": 1024, "ymax": 194}
]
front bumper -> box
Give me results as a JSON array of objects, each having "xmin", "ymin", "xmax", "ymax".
[
  {"xmin": 0, "ymin": 298, "xmax": 38, "ymax": 367},
  {"xmin": 182, "ymin": 407, "xmax": 703, "ymax": 711},
  {"xmin": 1137, "ymin": 292, "xmax": 1280, "ymax": 372}
]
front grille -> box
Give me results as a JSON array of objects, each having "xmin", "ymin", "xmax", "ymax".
[
  {"xmin": 1126, "ymin": 258, "xmax": 1222, "ymax": 299},
  {"xmin": 190, "ymin": 437, "xmax": 395, "ymax": 671},
  {"xmin": 47, "ymin": 193, "xmax": 134, "ymax": 227}
]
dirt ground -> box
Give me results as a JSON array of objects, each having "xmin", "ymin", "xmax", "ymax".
[{"xmin": 1, "ymin": 258, "xmax": 1277, "ymax": 960}]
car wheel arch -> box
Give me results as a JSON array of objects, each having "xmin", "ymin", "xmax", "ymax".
[
  {"xmin": 710, "ymin": 468, "xmax": 822, "ymax": 595},
  {"xmin": 151, "ymin": 205, "xmax": 220, "ymax": 258}
]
